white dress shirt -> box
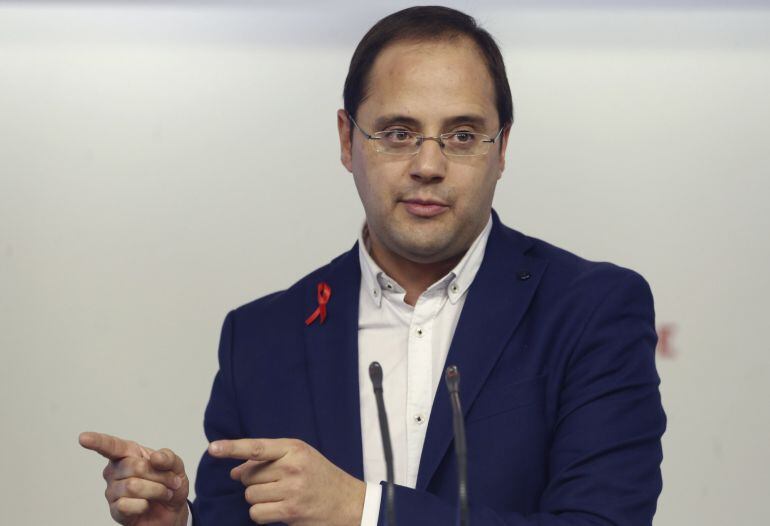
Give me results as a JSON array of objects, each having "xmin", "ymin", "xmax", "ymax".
[
  {"xmin": 187, "ymin": 215, "xmax": 492, "ymax": 526},
  {"xmin": 358, "ymin": 215, "xmax": 492, "ymax": 525}
]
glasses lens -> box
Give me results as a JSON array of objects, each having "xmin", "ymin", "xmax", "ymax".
[
  {"xmin": 443, "ymin": 132, "xmax": 490, "ymax": 157},
  {"xmin": 370, "ymin": 130, "xmax": 493, "ymax": 156},
  {"xmin": 373, "ymin": 130, "xmax": 420, "ymax": 155}
]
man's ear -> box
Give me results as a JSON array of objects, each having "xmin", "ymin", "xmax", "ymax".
[
  {"xmin": 497, "ymin": 124, "xmax": 512, "ymax": 179},
  {"xmin": 337, "ymin": 109, "xmax": 353, "ymax": 173}
]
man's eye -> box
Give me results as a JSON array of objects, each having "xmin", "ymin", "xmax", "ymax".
[
  {"xmin": 383, "ymin": 130, "xmax": 412, "ymax": 142},
  {"xmin": 450, "ymin": 132, "xmax": 476, "ymax": 143}
]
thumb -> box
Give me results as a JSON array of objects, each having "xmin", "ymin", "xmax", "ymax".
[{"xmin": 149, "ymin": 448, "xmax": 186, "ymax": 476}]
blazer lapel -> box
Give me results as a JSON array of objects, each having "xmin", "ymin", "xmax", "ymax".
[
  {"xmin": 416, "ymin": 214, "xmax": 548, "ymax": 490},
  {"xmin": 303, "ymin": 246, "xmax": 364, "ymax": 479}
]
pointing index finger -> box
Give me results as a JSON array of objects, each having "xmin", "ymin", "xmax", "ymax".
[
  {"xmin": 79, "ymin": 432, "xmax": 141, "ymax": 461},
  {"xmin": 208, "ymin": 439, "xmax": 289, "ymax": 461}
]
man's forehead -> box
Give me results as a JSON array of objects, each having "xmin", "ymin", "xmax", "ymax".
[
  {"xmin": 368, "ymin": 37, "xmax": 492, "ymax": 87},
  {"xmin": 375, "ymin": 35, "xmax": 483, "ymax": 62},
  {"xmin": 359, "ymin": 37, "xmax": 498, "ymax": 126}
]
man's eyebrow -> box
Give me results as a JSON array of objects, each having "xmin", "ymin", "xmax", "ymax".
[
  {"xmin": 443, "ymin": 115, "xmax": 489, "ymax": 129},
  {"xmin": 372, "ymin": 114, "xmax": 422, "ymax": 130},
  {"xmin": 371, "ymin": 114, "xmax": 490, "ymax": 131}
]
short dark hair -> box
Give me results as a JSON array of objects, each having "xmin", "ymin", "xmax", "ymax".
[{"xmin": 343, "ymin": 6, "xmax": 513, "ymax": 129}]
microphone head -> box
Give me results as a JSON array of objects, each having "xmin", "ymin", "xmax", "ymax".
[
  {"xmin": 445, "ymin": 364, "xmax": 460, "ymax": 393},
  {"xmin": 369, "ymin": 361, "xmax": 384, "ymax": 389}
]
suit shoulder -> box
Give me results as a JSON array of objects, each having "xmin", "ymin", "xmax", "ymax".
[{"xmin": 520, "ymin": 231, "xmax": 652, "ymax": 299}]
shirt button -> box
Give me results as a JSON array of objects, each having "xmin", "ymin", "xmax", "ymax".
[
  {"xmin": 373, "ymin": 289, "xmax": 378, "ymax": 296},
  {"xmin": 416, "ymin": 327, "xmax": 423, "ymax": 337},
  {"xmin": 451, "ymin": 283, "xmax": 459, "ymax": 293},
  {"xmin": 414, "ymin": 414, "xmax": 425, "ymax": 424},
  {"xmin": 386, "ymin": 283, "xmax": 393, "ymax": 290}
]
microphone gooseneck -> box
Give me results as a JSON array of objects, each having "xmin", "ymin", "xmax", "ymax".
[
  {"xmin": 445, "ymin": 365, "xmax": 469, "ymax": 526},
  {"xmin": 369, "ymin": 361, "xmax": 396, "ymax": 526}
]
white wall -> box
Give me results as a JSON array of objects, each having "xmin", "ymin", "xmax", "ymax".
[{"xmin": 1, "ymin": 2, "xmax": 768, "ymax": 524}]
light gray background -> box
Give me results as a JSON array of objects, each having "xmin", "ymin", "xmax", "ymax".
[{"xmin": 1, "ymin": 1, "xmax": 768, "ymax": 524}]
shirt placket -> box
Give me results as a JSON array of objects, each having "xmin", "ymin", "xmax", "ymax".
[{"xmin": 404, "ymin": 291, "xmax": 444, "ymax": 487}]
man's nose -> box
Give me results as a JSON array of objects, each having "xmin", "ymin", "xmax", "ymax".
[{"xmin": 409, "ymin": 138, "xmax": 447, "ymax": 183}]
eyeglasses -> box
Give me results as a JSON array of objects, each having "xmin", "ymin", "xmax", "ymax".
[{"xmin": 348, "ymin": 114, "xmax": 506, "ymax": 158}]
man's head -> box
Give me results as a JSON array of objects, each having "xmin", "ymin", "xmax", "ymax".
[
  {"xmin": 337, "ymin": 6, "xmax": 513, "ymax": 265},
  {"xmin": 343, "ymin": 6, "xmax": 513, "ymax": 136}
]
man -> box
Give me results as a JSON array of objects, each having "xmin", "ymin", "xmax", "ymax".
[{"xmin": 80, "ymin": 6, "xmax": 666, "ymax": 526}]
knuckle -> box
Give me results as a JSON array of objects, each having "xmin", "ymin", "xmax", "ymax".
[
  {"xmin": 168, "ymin": 471, "xmax": 183, "ymax": 487},
  {"xmin": 292, "ymin": 440, "xmax": 312, "ymax": 461},
  {"xmin": 134, "ymin": 459, "xmax": 148, "ymax": 477},
  {"xmin": 249, "ymin": 441, "xmax": 263, "ymax": 458},
  {"xmin": 158, "ymin": 447, "xmax": 173, "ymax": 463},
  {"xmin": 290, "ymin": 439, "xmax": 306, "ymax": 453},
  {"xmin": 283, "ymin": 461, "xmax": 302, "ymax": 477},
  {"xmin": 282, "ymin": 501, "xmax": 300, "ymax": 521},
  {"xmin": 125, "ymin": 478, "xmax": 142, "ymax": 495},
  {"xmin": 104, "ymin": 481, "xmax": 120, "ymax": 502}
]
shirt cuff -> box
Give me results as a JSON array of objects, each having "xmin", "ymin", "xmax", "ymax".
[
  {"xmin": 186, "ymin": 502, "xmax": 194, "ymax": 526},
  {"xmin": 360, "ymin": 482, "xmax": 382, "ymax": 526}
]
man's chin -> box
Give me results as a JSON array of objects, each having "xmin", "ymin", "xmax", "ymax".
[{"xmin": 388, "ymin": 230, "xmax": 459, "ymax": 264}]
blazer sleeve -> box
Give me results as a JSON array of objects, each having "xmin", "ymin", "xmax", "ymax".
[
  {"xmin": 378, "ymin": 271, "xmax": 667, "ymax": 526},
  {"xmin": 190, "ymin": 311, "xmax": 253, "ymax": 526}
]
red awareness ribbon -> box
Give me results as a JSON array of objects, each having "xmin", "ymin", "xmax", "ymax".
[{"xmin": 305, "ymin": 282, "xmax": 331, "ymax": 326}]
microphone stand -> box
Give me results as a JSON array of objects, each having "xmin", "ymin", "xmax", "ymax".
[
  {"xmin": 369, "ymin": 361, "xmax": 396, "ymax": 526},
  {"xmin": 445, "ymin": 365, "xmax": 469, "ymax": 526}
]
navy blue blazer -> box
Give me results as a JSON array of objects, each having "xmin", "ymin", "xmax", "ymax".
[{"xmin": 191, "ymin": 212, "xmax": 666, "ymax": 525}]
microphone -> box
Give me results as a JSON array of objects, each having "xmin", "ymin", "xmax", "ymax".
[
  {"xmin": 369, "ymin": 361, "xmax": 396, "ymax": 526},
  {"xmin": 445, "ymin": 365, "xmax": 469, "ymax": 526}
]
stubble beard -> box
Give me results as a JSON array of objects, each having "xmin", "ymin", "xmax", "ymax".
[{"xmin": 376, "ymin": 212, "xmax": 468, "ymax": 265}]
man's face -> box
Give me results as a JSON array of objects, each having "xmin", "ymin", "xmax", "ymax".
[{"xmin": 337, "ymin": 37, "xmax": 510, "ymax": 264}]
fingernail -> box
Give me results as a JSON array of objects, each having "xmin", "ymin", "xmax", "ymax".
[
  {"xmin": 209, "ymin": 442, "xmax": 221, "ymax": 454},
  {"xmin": 166, "ymin": 489, "xmax": 174, "ymax": 500},
  {"xmin": 173, "ymin": 476, "xmax": 182, "ymax": 489}
]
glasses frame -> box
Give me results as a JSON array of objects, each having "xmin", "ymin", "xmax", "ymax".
[{"xmin": 347, "ymin": 113, "xmax": 506, "ymax": 158}]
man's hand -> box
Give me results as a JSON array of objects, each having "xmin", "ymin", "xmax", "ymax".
[
  {"xmin": 209, "ymin": 438, "xmax": 365, "ymax": 526},
  {"xmin": 79, "ymin": 431, "xmax": 190, "ymax": 526}
]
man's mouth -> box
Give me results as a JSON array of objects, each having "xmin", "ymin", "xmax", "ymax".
[{"xmin": 400, "ymin": 198, "xmax": 450, "ymax": 218}]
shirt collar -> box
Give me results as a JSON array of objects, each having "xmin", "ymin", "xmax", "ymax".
[
  {"xmin": 357, "ymin": 215, "xmax": 493, "ymax": 308},
  {"xmin": 357, "ymin": 226, "xmax": 393, "ymax": 308}
]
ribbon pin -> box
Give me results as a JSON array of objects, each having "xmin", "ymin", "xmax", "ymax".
[{"xmin": 305, "ymin": 282, "xmax": 331, "ymax": 326}]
